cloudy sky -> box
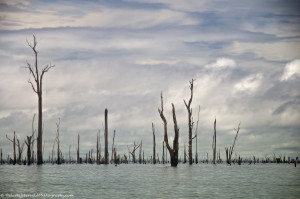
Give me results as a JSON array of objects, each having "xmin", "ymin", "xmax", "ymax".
[{"xmin": 0, "ymin": 0, "xmax": 299, "ymax": 161}]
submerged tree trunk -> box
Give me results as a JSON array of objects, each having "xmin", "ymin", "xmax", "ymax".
[
  {"xmin": 225, "ymin": 123, "xmax": 241, "ymax": 165},
  {"xmin": 184, "ymin": 79, "xmax": 194, "ymax": 165},
  {"xmin": 158, "ymin": 92, "xmax": 179, "ymax": 167},
  {"xmin": 104, "ymin": 109, "xmax": 108, "ymax": 164},
  {"xmin": 128, "ymin": 141, "xmax": 140, "ymax": 163},
  {"xmin": 212, "ymin": 118, "xmax": 216, "ymax": 164},
  {"xmin": 25, "ymin": 36, "xmax": 54, "ymax": 165},
  {"xmin": 77, "ymin": 134, "xmax": 80, "ymax": 164},
  {"xmin": 6, "ymin": 131, "xmax": 16, "ymax": 165},
  {"xmin": 152, "ymin": 123, "xmax": 156, "ymax": 164}
]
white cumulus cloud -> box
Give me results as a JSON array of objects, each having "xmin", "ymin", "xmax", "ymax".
[{"xmin": 280, "ymin": 59, "xmax": 300, "ymax": 81}]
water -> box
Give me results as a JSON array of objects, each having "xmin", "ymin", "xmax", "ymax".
[{"xmin": 0, "ymin": 164, "xmax": 299, "ymax": 199}]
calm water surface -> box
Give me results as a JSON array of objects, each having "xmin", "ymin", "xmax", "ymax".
[{"xmin": 0, "ymin": 164, "xmax": 299, "ymax": 198}]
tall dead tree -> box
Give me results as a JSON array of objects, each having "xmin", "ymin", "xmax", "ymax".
[
  {"xmin": 6, "ymin": 131, "xmax": 16, "ymax": 165},
  {"xmin": 225, "ymin": 122, "xmax": 241, "ymax": 165},
  {"xmin": 127, "ymin": 141, "xmax": 140, "ymax": 163},
  {"xmin": 194, "ymin": 106, "xmax": 200, "ymax": 164},
  {"xmin": 184, "ymin": 79, "xmax": 194, "ymax": 165},
  {"xmin": 158, "ymin": 93, "xmax": 180, "ymax": 167},
  {"xmin": 152, "ymin": 123, "xmax": 156, "ymax": 164},
  {"xmin": 76, "ymin": 134, "xmax": 80, "ymax": 164},
  {"xmin": 1, "ymin": 147, "xmax": 2, "ymax": 165},
  {"xmin": 139, "ymin": 140, "xmax": 142, "ymax": 164},
  {"xmin": 55, "ymin": 118, "xmax": 61, "ymax": 165},
  {"xmin": 104, "ymin": 108, "xmax": 108, "ymax": 164},
  {"xmin": 25, "ymin": 35, "xmax": 54, "ymax": 164},
  {"xmin": 183, "ymin": 143, "xmax": 187, "ymax": 163},
  {"xmin": 16, "ymin": 138, "xmax": 25, "ymax": 164},
  {"xmin": 111, "ymin": 130, "xmax": 115, "ymax": 163},
  {"xmin": 96, "ymin": 131, "xmax": 100, "ymax": 164},
  {"xmin": 212, "ymin": 118, "xmax": 217, "ymax": 164}
]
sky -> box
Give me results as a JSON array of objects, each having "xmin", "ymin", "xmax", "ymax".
[{"xmin": 0, "ymin": 0, "xmax": 299, "ymax": 161}]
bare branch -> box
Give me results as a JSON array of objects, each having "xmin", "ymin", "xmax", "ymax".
[
  {"xmin": 28, "ymin": 79, "xmax": 38, "ymax": 93},
  {"xmin": 6, "ymin": 134, "xmax": 14, "ymax": 143}
]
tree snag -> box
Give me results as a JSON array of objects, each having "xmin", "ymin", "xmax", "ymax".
[
  {"xmin": 184, "ymin": 79, "xmax": 195, "ymax": 165},
  {"xmin": 212, "ymin": 118, "xmax": 217, "ymax": 164},
  {"xmin": 25, "ymin": 35, "xmax": 54, "ymax": 164},
  {"xmin": 127, "ymin": 141, "xmax": 140, "ymax": 163},
  {"xmin": 104, "ymin": 108, "xmax": 108, "ymax": 164},
  {"xmin": 55, "ymin": 118, "xmax": 61, "ymax": 165},
  {"xmin": 225, "ymin": 122, "xmax": 241, "ymax": 165},
  {"xmin": 152, "ymin": 123, "xmax": 156, "ymax": 164},
  {"xmin": 6, "ymin": 131, "xmax": 16, "ymax": 165},
  {"xmin": 158, "ymin": 92, "xmax": 179, "ymax": 167}
]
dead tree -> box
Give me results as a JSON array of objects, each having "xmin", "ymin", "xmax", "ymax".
[
  {"xmin": 225, "ymin": 122, "xmax": 241, "ymax": 165},
  {"xmin": 162, "ymin": 141, "xmax": 165, "ymax": 164},
  {"xmin": 158, "ymin": 93, "xmax": 180, "ymax": 167},
  {"xmin": 25, "ymin": 35, "xmax": 54, "ymax": 164},
  {"xmin": 212, "ymin": 118, "xmax": 217, "ymax": 164},
  {"xmin": 139, "ymin": 140, "xmax": 142, "ymax": 164},
  {"xmin": 16, "ymin": 138, "xmax": 25, "ymax": 164},
  {"xmin": 104, "ymin": 109, "xmax": 108, "ymax": 164},
  {"xmin": 97, "ymin": 131, "xmax": 100, "ymax": 164},
  {"xmin": 76, "ymin": 134, "xmax": 80, "ymax": 164},
  {"xmin": 183, "ymin": 143, "xmax": 187, "ymax": 163},
  {"xmin": 194, "ymin": 106, "xmax": 200, "ymax": 164},
  {"xmin": 1, "ymin": 147, "xmax": 2, "ymax": 165},
  {"xmin": 127, "ymin": 141, "xmax": 140, "ymax": 163},
  {"xmin": 6, "ymin": 131, "xmax": 16, "ymax": 165},
  {"xmin": 68, "ymin": 145, "xmax": 71, "ymax": 163},
  {"xmin": 152, "ymin": 123, "xmax": 156, "ymax": 164},
  {"xmin": 111, "ymin": 130, "xmax": 115, "ymax": 163},
  {"xmin": 184, "ymin": 79, "xmax": 195, "ymax": 165},
  {"xmin": 25, "ymin": 136, "xmax": 33, "ymax": 165},
  {"xmin": 55, "ymin": 118, "xmax": 61, "ymax": 165}
]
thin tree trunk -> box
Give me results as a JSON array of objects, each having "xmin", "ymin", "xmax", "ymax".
[
  {"xmin": 152, "ymin": 123, "xmax": 156, "ymax": 164},
  {"xmin": 104, "ymin": 109, "xmax": 108, "ymax": 164},
  {"xmin": 77, "ymin": 134, "xmax": 80, "ymax": 164},
  {"xmin": 111, "ymin": 130, "xmax": 115, "ymax": 163},
  {"xmin": 212, "ymin": 118, "xmax": 216, "ymax": 164},
  {"xmin": 184, "ymin": 79, "xmax": 195, "ymax": 165},
  {"xmin": 1, "ymin": 147, "xmax": 2, "ymax": 165}
]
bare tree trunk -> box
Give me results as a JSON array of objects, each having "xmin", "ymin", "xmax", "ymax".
[
  {"xmin": 56, "ymin": 118, "xmax": 61, "ymax": 165},
  {"xmin": 212, "ymin": 118, "xmax": 216, "ymax": 164},
  {"xmin": 225, "ymin": 122, "xmax": 241, "ymax": 165},
  {"xmin": 195, "ymin": 106, "xmax": 200, "ymax": 164},
  {"xmin": 184, "ymin": 79, "xmax": 195, "ymax": 165},
  {"xmin": 162, "ymin": 141, "xmax": 165, "ymax": 164},
  {"xmin": 25, "ymin": 36, "xmax": 54, "ymax": 165},
  {"xmin": 6, "ymin": 132, "xmax": 16, "ymax": 165},
  {"xmin": 158, "ymin": 93, "xmax": 179, "ymax": 167},
  {"xmin": 184, "ymin": 143, "xmax": 186, "ymax": 164},
  {"xmin": 139, "ymin": 140, "xmax": 142, "ymax": 164},
  {"xmin": 77, "ymin": 134, "xmax": 80, "ymax": 164},
  {"xmin": 97, "ymin": 131, "xmax": 100, "ymax": 164},
  {"xmin": 152, "ymin": 123, "xmax": 156, "ymax": 164},
  {"xmin": 69, "ymin": 145, "xmax": 71, "ymax": 164},
  {"xmin": 1, "ymin": 147, "xmax": 2, "ymax": 165},
  {"xmin": 111, "ymin": 130, "xmax": 115, "ymax": 163},
  {"xmin": 104, "ymin": 109, "xmax": 108, "ymax": 164},
  {"xmin": 128, "ymin": 141, "xmax": 140, "ymax": 163}
]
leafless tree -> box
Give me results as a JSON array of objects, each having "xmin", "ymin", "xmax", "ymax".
[
  {"xmin": 152, "ymin": 123, "xmax": 156, "ymax": 164},
  {"xmin": 111, "ymin": 130, "xmax": 115, "ymax": 163},
  {"xmin": 6, "ymin": 131, "xmax": 16, "ymax": 165},
  {"xmin": 184, "ymin": 79, "xmax": 195, "ymax": 165},
  {"xmin": 127, "ymin": 141, "xmax": 140, "ymax": 163},
  {"xmin": 55, "ymin": 118, "xmax": 62, "ymax": 164},
  {"xmin": 25, "ymin": 35, "xmax": 54, "ymax": 164},
  {"xmin": 104, "ymin": 109, "xmax": 108, "ymax": 164},
  {"xmin": 212, "ymin": 118, "xmax": 217, "ymax": 164},
  {"xmin": 158, "ymin": 92, "xmax": 180, "ymax": 167},
  {"xmin": 194, "ymin": 106, "xmax": 200, "ymax": 164},
  {"xmin": 225, "ymin": 122, "xmax": 241, "ymax": 165},
  {"xmin": 76, "ymin": 134, "xmax": 80, "ymax": 164}
]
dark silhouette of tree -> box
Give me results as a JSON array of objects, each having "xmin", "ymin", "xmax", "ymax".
[
  {"xmin": 25, "ymin": 35, "xmax": 54, "ymax": 164},
  {"xmin": 158, "ymin": 92, "xmax": 179, "ymax": 167}
]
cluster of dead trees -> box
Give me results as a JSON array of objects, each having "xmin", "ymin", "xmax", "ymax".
[{"xmin": 2, "ymin": 35, "xmax": 298, "ymax": 167}]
